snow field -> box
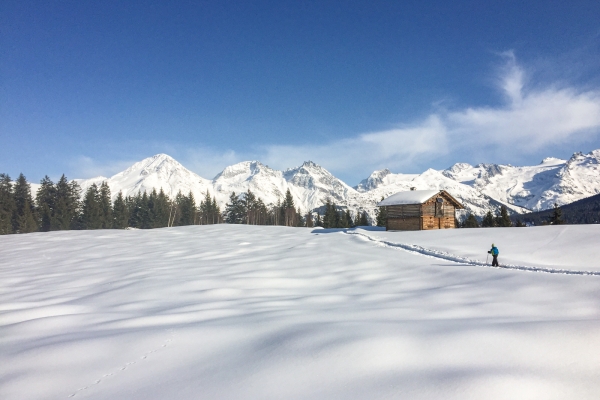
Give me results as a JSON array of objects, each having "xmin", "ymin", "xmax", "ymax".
[{"xmin": 1, "ymin": 225, "xmax": 600, "ymax": 399}]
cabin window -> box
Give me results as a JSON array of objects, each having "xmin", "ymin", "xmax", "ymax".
[{"xmin": 435, "ymin": 199, "xmax": 443, "ymax": 217}]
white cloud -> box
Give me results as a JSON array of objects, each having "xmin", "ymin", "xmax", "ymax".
[
  {"xmin": 69, "ymin": 156, "xmax": 136, "ymax": 179},
  {"xmin": 260, "ymin": 115, "xmax": 449, "ymax": 175},
  {"xmin": 75, "ymin": 54, "xmax": 600, "ymax": 183},
  {"xmin": 261, "ymin": 53, "xmax": 600, "ymax": 175}
]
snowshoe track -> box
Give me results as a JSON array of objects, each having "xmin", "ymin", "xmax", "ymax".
[{"xmin": 345, "ymin": 230, "xmax": 600, "ymax": 276}]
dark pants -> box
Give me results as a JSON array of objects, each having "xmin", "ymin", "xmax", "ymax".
[{"xmin": 492, "ymin": 255, "xmax": 499, "ymax": 266}]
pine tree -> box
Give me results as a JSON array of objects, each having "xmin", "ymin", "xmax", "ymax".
[
  {"xmin": 375, "ymin": 197, "xmax": 387, "ymax": 227},
  {"xmin": 339, "ymin": 209, "xmax": 351, "ymax": 228},
  {"xmin": 98, "ymin": 182, "xmax": 113, "ymax": 229},
  {"xmin": 243, "ymin": 189, "xmax": 258, "ymax": 224},
  {"xmin": 305, "ymin": 212, "xmax": 314, "ymax": 228},
  {"xmin": 81, "ymin": 184, "xmax": 101, "ymax": 229},
  {"xmin": 323, "ymin": 199, "xmax": 337, "ymax": 228},
  {"xmin": 358, "ymin": 211, "xmax": 369, "ymax": 226},
  {"xmin": 53, "ymin": 175, "xmax": 80, "ymax": 230},
  {"xmin": 495, "ymin": 205, "xmax": 512, "ymax": 227},
  {"xmin": 36, "ymin": 176, "xmax": 56, "ymax": 232},
  {"xmin": 211, "ymin": 197, "xmax": 221, "ymax": 224},
  {"xmin": 13, "ymin": 174, "xmax": 38, "ymax": 233},
  {"xmin": 0, "ymin": 174, "xmax": 15, "ymax": 234},
  {"xmin": 225, "ymin": 192, "xmax": 244, "ymax": 224},
  {"xmin": 283, "ymin": 189, "xmax": 296, "ymax": 226},
  {"xmin": 315, "ymin": 213, "xmax": 322, "ymax": 227},
  {"xmin": 296, "ymin": 207, "xmax": 305, "ymax": 227},
  {"xmin": 481, "ymin": 210, "xmax": 495, "ymax": 227},
  {"xmin": 550, "ymin": 203, "xmax": 564, "ymax": 225},
  {"xmin": 461, "ymin": 213, "xmax": 480, "ymax": 228},
  {"xmin": 154, "ymin": 188, "xmax": 170, "ymax": 227},
  {"xmin": 112, "ymin": 191, "xmax": 129, "ymax": 229},
  {"xmin": 515, "ymin": 219, "xmax": 526, "ymax": 227}
]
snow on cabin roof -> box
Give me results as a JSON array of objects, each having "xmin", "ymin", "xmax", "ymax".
[{"xmin": 377, "ymin": 190, "xmax": 441, "ymax": 206}]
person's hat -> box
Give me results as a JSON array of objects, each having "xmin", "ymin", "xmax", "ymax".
[{"xmin": 492, "ymin": 243, "xmax": 495, "ymax": 246}]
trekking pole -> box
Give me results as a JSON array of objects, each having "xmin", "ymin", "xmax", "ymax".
[{"xmin": 486, "ymin": 254, "xmax": 489, "ymax": 265}]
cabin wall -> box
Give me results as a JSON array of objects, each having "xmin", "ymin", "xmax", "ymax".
[
  {"xmin": 421, "ymin": 215, "xmax": 456, "ymax": 230},
  {"xmin": 387, "ymin": 217, "xmax": 420, "ymax": 231},
  {"xmin": 384, "ymin": 196, "xmax": 458, "ymax": 231}
]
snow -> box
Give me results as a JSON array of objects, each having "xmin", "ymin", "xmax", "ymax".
[
  {"xmin": 377, "ymin": 189, "xmax": 441, "ymax": 205},
  {"xmin": 2, "ymin": 225, "xmax": 600, "ymax": 399},
  {"xmin": 68, "ymin": 149, "xmax": 600, "ymax": 224}
]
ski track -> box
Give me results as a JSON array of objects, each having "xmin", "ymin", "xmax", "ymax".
[
  {"xmin": 67, "ymin": 329, "xmax": 175, "ymax": 398},
  {"xmin": 345, "ymin": 230, "xmax": 600, "ymax": 276}
]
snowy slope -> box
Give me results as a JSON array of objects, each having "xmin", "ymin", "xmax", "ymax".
[
  {"xmin": 1, "ymin": 225, "xmax": 600, "ymax": 399},
  {"xmin": 76, "ymin": 154, "xmax": 213, "ymax": 201},
  {"xmin": 72, "ymin": 149, "xmax": 600, "ymax": 220},
  {"xmin": 356, "ymin": 167, "xmax": 529, "ymax": 219},
  {"xmin": 442, "ymin": 150, "xmax": 600, "ymax": 211}
]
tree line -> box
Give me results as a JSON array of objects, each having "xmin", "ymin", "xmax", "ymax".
[
  {"xmin": 459, "ymin": 204, "xmax": 564, "ymax": 228},
  {"xmin": 0, "ymin": 173, "xmax": 223, "ymax": 234},
  {"xmin": 0, "ymin": 173, "xmax": 374, "ymax": 235},
  {"xmin": 223, "ymin": 189, "xmax": 370, "ymax": 228}
]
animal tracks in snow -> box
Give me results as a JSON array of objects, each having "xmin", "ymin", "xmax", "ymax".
[
  {"xmin": 67, "ymin": 330, "xmax": 175, "ymax": 398},
  {"xmin": 345, "ymin": 230, "xmax": 600, "ymax": 276}
]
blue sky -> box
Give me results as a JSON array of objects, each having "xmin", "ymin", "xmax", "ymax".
[{"xmin": 2, "ymin": 0, "xmax": 600, "ymax": 185}]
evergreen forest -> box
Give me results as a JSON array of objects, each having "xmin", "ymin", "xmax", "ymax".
[{"xmin": 0, "ymin": 174, "xmax": 372, "ymax": 235}]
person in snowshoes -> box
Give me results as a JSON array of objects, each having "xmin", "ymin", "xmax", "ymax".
[{"xmin": 488, "ymin": 243, "xmax": 499, "ymax": 266}]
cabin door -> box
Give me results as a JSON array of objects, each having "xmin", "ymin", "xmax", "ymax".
[{"xmin": 435, "ymin": 199, "xmax": 443, "ymax": 229}]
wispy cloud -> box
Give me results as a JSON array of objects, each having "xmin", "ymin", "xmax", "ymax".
[
  {"xmin": 68, "ymin": 156, "xmax": 137, "ymax": 179},
  {"xmin": 259, "ymin": 52, "xmax": 600, "ymax": 176},
  {"xmin": 75, "ymin": 53, "xmax": 600, "ymax": 183}
]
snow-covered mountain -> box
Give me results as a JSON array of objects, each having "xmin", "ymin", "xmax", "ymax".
[
  {"xmin": 441, "ymin": 150, "xmax": 600, "ymax": 212},
  {"xmin": 76, "ymin": 154, "xmax": 213, "ymax": 201},
  {"xmin": 74, "ymin": 149, "xmax": 600, "ymax": 222}
]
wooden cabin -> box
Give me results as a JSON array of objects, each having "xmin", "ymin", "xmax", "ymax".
[{"xmin": 377, "ymin": 189, "xmax": 464, "ymax": 231}]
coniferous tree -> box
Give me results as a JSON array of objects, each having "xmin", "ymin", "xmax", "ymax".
[
  {"xmin": 127, "ymin": 193, "xmax": 142, "ymax": 228},
  {"xmin": 481, "ymin": 210, "xmax": 495, "ymax": 227},
  {"xmin": 550, "ymin": 203, "xmax": 564, "ymax": 225},
  {"xmin": 323, "ymin": 199, "xmax": 337, "ymax": 228},
  {"xmin": 98, "ymin": 182, "xmax": 113, "ymax": 229},
  {"xmin": 375, "ymin": 197, "xmax": 387, "ymax": 227},
  {"xmin": 174, "ymin": 191, "xmax": 196, "ymax": 226},
  {"xmin": 461, "ymin": 213, "xmax": 480, "ymax": 228},
  {"xmin": 112, "ymin": 191, "xmax": 129, "ymax": 229},
  {"xmin": 358, "ymin": 211, "xmax": 369, "ymax": 226},
  {"xmin": 13, "ymin": 174, "xmax": 38, "ymax": 233},
  {"xmin": 199, "ymin": 190, "xmax": 214, "ymax": 225},
  {"xmin": 53, "ymin": 176, "xmax": 80, "ymax": 230},
  {"xmin": 225, "ymin": 192, "xmax": 244, "ymax": 224},
  {"xmin": 515, "ymin": 219, "xmax": 526, "ymax": 227},
  {"xmin": 495, "ymin": 205, "xmax": 512, "ymax": 227},
  {"xmin": 314, "ymin": 213, "xmax": 322, "ymax": 227},
  {"xmin": 338, "ymin": 209, "xmax": 350, "ymax": 228},
  {"xmin": 81, "ymin": 184, "xmax": 101, "ymax": 229},
  {"xmin": 36, "ymin": 176, "xmax": 56, "ymax": 232},
  {"xmin": 242, "ymin": 189, "xmax": 258, "ymax": 224},
  {"xmin": 0, "ymin": 174, "xmax": 15, "ymax": 234},
  {"xmin": 154, "ymin": 188, "xmax": 170, "ymax": 227},
  {"xmin": 283, "ymin": 189, "xmax": 296, "ymax": 226},
  {"xmin": 305, "ymin": 212, "xmax": 314, "ymax": 228},
  {"xmin": 211, "ymin": 197, "xmax": 221, "ymax": 224},
  {"xmin": 296, "ymin": 207, "xmax": 305, "ymax": 227}
]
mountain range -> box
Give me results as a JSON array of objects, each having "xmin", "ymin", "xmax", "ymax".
[{"xmin": 74, "ymin": 149, "xmax": 600, "ymax": 222}]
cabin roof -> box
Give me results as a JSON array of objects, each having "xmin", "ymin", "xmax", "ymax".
[
  {"xmin": 377, "ymin": 190, "xmax": 440, "ymax": 206},
  {"xmin": 377, "ymin": 189, "xmax": 464, "ymax": 208}
]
